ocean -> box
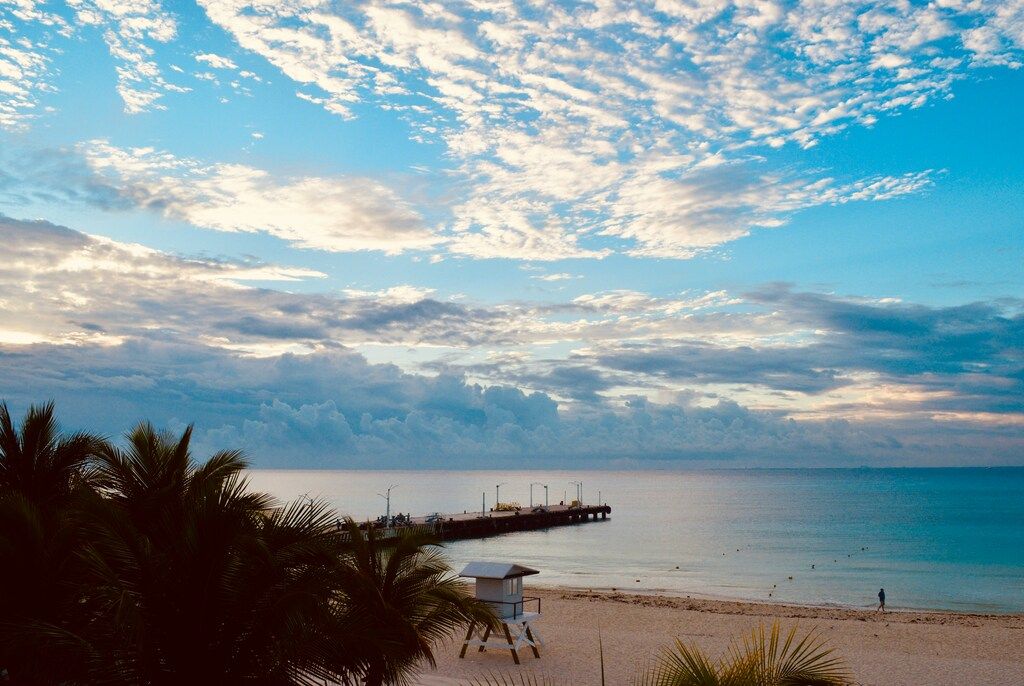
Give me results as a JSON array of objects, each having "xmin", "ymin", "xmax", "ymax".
[{"xmin": 246, "ymin": 468, "xmax": 1024, "ymax": 614}]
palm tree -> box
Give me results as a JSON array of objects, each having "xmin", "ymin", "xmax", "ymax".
[
  {"xmin": 0, "ymin": 401, "xmax": 106, "ymax": 684},
  {"xmin": 335, "ymin": 519, "xmax": 498, "ymax": 686},
  {"xmin": 637, "ymin": 622, "xmax": 851, "ymax": 686},
  {"xmin": 1, "ymin": 404, "xmax": 495, "ymax": 685},
  {"xmin": 0, "ymin": 401, "xmax": 101, "ymax": 505},
  {"xmin": 82, "ymin": 421, "xmax": 364, "ymax": 685}
]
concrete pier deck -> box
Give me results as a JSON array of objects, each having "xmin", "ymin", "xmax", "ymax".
[{"xmin": 359, "ymin": 503, "xmax": 611, "ymax": 542}]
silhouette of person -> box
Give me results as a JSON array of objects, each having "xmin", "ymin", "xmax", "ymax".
[{"xmin": 877, "ymin": 588, "xmax": 886, "ymax": 612}]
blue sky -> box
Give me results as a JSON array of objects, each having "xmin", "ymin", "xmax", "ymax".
[{"xmin": 0, "ymin": 0, "xmax": 1021, "ymax": 467}]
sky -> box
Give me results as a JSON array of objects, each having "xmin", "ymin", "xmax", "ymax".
[{"xmin": 0, "ymin": 0, "xmax": 1022, "ymax": 468}]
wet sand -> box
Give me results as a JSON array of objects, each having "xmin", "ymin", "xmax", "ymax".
[{"xmin": 418, "ymin": 588, "xmax": 1024, "ymax": 685}]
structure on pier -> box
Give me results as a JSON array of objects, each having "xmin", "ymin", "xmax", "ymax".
[
  {"xmin": 357, "ymin": 502, "xmax": 611, "ymax": 542},
  {"xmin": 458, "ymin": 561, "xmax": 543, "ymax": 664}
]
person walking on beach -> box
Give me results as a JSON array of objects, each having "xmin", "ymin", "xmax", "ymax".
[{"xmin": 877, "ymin": 588, "xmax": 886, "ymax": 612}]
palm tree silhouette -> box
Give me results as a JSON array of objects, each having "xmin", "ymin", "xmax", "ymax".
[
  {"xmin": 0, "ymin": 401, "xmax": 106, "ymax": 682},
  {"xmin": 1, "ymin": 405, "xmax": 495, "ymax": 685},
  {"xmin": 83, "ymin": 422, "xmax": 360, "ymax": 684}
]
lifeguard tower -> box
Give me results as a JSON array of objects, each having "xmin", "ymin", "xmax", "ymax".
[{"xmin": 458, "ymin": 561, "xmax": 543, "ymax": 664}]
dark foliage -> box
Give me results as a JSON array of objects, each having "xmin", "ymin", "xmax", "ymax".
[{"xmin": 0, "ymin": 402, "xmax": 488, "ymax": 685}]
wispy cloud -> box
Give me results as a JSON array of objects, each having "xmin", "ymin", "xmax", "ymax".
[
  {"xmin": 532, "ymin": 273, "xmax": 579, "ymax": 282},
  {"xmin": 0, "ymin": 0, "xmax": 69, "ymax": 129},
  {"xmin": 71, "ymin": 140, "xmax": 440, "ymax": 254},
  {"xmin": 192, "ymin": 0, "xmax": 1010, "ymax": 259},
  {"xmin": 68, "ymin": 0, "xmax": 188, "ymax": 113}
]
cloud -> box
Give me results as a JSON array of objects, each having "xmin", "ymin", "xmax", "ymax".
[
  {"xmin": 603, "ymin": 166, "xmax": 938, "ymax": 258},
  {"xmin": 532, "ymin": 273, "xmax": 579, "ymax": 282},
  {"xmin": 195, "ymin": 52, "xmax": 238, "ymax": 70},
  {"xmin": 0, "ymin": 0, "xmax": 69, "ymax": 129},
  {"xmin": 1, "ymin": 215, "xmax": 1022, "ymax": 465},
  {"xmin": 67, "ymin": 0, "xmax": 188, "ymax": 113},
  {"xmin": 63, "ymin": 140, "xmax": 440, "ymax": 254},
  {"xmin": 574, "ymin": 286, "xmax": 1024, "ymax": 420},
  {"xmin": 191, "ymin": 0, "xmax": 1013, "ymax": 259},
  {"xmin": 5, "ymin": 335, "xmax": 1019, "ymax": 468},
  {"xmin": 0, "ymin": 214, "xmax": 508, "ymax": 350}
]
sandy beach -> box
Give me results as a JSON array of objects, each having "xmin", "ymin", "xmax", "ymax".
[{"xmin": 418, "ymin": 588, "xmax": 1024, "ymax": 685}]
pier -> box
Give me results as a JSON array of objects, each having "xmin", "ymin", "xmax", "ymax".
[{"xmin": 357, "ymin": 503, "xmax": 611, "ymax": 542}]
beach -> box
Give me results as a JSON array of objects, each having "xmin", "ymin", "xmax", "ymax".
[{"xmin": 418, "ymin": 588, "xmax": 1024, "ymax": 686}]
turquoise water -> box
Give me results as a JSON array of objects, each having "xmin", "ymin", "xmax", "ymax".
[{"xmin": 246, "ymin": 468, "xmax": 1024, "ymax": 613}]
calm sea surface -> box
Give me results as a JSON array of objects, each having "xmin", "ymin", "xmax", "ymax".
[{"xmin": 246, "ymin": 468, "xmax": 1024, "ymax": 613}]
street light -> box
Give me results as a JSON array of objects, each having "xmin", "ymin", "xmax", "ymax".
[
  {"xmin": 377, "ymin": 484, "xmax": 398, "ymax": 523},
  {"xmin": 496, "ymin": 482, "xmax": 508, "ymax": 507},
  {"xmin": 530, "ymin": 482, "xmax": 548, "ymax": 508},
  {"xmin": 569, "ymin": 480, "xmax": 582, "ymax": 504},
  {"xmin": 532, "ymin": 483, "xmax": 548, "ymax": 509}
]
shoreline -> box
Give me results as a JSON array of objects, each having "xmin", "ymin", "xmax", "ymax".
[
  {"xmin": 546, "ymin": 586, "xmax": 1024, "ymax": 624},
  {"xmin": 538, "ymin": 583, "xmax": 1024, "ymax": 618},
  {"xmin": 422, "ymin": 587, "xmax": 1024, "ymax": 686}
]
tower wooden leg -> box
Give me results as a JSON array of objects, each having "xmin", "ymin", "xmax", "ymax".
[
  {"xmin": 525, "ymin": 625, "xmax": 540, "ymax": 658},
  {"xmin": 478, "ymin": 625, "xmax": 491, "ymax": 652},
  {"xmin": 503, "ymin": 624, "xmax": 520, "ymax": 664},
  {"xmin": 459, "ymin": 621, "xmax": 475, "ymax": 658}
]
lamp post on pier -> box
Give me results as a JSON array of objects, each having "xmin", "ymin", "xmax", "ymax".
[
  {"xmin": 496, "ymin": 482, "xmax": 507, "ymax": 508},
  {"xmin": 569, "ymin": 480, "xmax": 582, "ymax": 504},
  {"xmin": 532, "ymin": 483, "xmax": 548, "ymax": 509},
  {"xmin": 377, "ymin": 484, "xmax": 397, "ymax": 524}
]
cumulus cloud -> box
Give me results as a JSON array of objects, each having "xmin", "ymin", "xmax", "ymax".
[
  {"xmin": 5, "ymin": 336, "xmax": 1019, "ymax": 468},
  {"xmin": 1, "ymin": 215, "xmax": 1021, "ymax": 465}
]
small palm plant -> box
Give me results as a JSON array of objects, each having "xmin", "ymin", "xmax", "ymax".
[
  {"xmin": 473, "ymin": 622, "xmax": 850, "ymax": 686},
  {"xmin": 637, "ymin": 622, "xmax": 851, "ymax": 686}
]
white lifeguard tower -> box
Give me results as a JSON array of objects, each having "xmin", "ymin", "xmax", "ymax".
[{"xmin": 458, "ymin": 561, "xmax": 543, "ymax": 664}]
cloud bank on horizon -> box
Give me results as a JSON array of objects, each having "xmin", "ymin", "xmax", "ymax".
[{"xmin": 0, "ymin": 0, "xmax": 1021, "ymax": 466}]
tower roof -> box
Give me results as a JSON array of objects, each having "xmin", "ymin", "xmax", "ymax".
[{"xmin": 459, "ymin": 561, "xmax": 540, "ymax": 580}]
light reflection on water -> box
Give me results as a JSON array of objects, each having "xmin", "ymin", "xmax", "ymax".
[{"xmin": 246, "ymin": 468, "xmax": 1024, "ymax": 613}]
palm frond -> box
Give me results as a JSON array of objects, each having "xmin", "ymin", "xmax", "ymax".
[
  {"xmin": 636, "ymin": 638, "xmax": 723, "ymax": 686},
  {"xmin": 636, "ymin": 622, "xmax": 850, "ymax": 686},
  {"xmin": 742, "ymin": 623, "xmax": 851, "ymax": 686},
  {"xmin": 471, "ymin": 673, "xmax": 563, "ymax": 686}
]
